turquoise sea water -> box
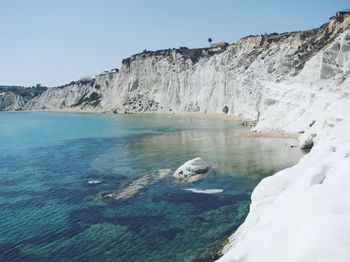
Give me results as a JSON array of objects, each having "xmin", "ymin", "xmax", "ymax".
[{"xmin": 0, "ymin": 112, "xmax": 304, "ymax": 262}]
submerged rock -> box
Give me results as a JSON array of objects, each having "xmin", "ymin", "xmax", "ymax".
[
  {"xmin": 97, "ymin": 169, "xmax": 173, "ymax": 202},
  {"xmin": 185, "ymin": 188, "xmax": 224, "ymax": 194},
  {"xmin": 102, "ymin": 175, "xmax": 150, "ymax": 201},
  {"xmin": 156, "ymin": 169, "xmax": 172, "ymax": 180},
  {"xmin": 88, "ymin": 180, "xmax": 102, "ymax": 185},
  {"xmin": 173, "ymin": 157, "xmax": 210, "ymax": 182}
]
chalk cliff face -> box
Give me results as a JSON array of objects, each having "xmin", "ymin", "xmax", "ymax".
[
  {"xmin": 1, "ymin": 16, "xmax": 343, "ymax": 126},
  {"xmin": 0, "ymin": 92, "xmax": 26, "ymax": 111},
  {"xmin": 23, "ymin": 72, "xmax": 117, "ymax": 111},
  {"xmin": 1, "ymin": 16, "xmax": 348, "ymax": 127},
  {"xmin": 2, "ymin": 14, "xmax": 350, "ymax": 262},
  {"xmin": 217, "ymin": 16, "xmax": 350, "ymax": 262},
  {"xmin": 0, "ymin": 85, "xmax": 47, "ymax": 111}
]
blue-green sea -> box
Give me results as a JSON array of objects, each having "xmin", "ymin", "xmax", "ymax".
[{"xmin": 0, "ymin": 112, "xmax": 304, "ymax": 262}]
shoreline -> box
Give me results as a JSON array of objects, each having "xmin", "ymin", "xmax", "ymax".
[
  {"xmin": 0, "ymin": 109, "xmax": 106, "ymax": 114},
  {"xmin": 1, "ymin": 109, "xmax": 299, "ymax": 141},
  {"xmin": 1, "ymin": 109, "xmax": 250, "ymax": 121},
  {"xmin": 2, "ymin": 109, "xmax": 254, "ymax": 123},
  {"xmin": 0, "ymin": 110, "xmax": 300, "ymax": 139},
  {"xmin": 142, "ymin": 111, "xmax": 251, "ymax": 121},
  {"xmin": 1, "ymin": 108, "xmax": 304, "ymax": 260},
  {"xmin": 238, "ymin": 131, "xmax": 298, "ymax": 139}
]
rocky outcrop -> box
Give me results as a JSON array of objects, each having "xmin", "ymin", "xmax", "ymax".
[
  {"xmin": 24, "ymin": 73, "xmax": 117, "ymax": 111},
  {"xmin": 173, "ymin": 157, "xmax": 210, "ymax": 183},
  {"xmin": 0, "ymin": 85, "xmax": 47, "ymax": 111}
]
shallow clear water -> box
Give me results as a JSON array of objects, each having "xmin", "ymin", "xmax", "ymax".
[{"xmin": 0, "ymin": 112, "xmax": 304, "ymax": 262}]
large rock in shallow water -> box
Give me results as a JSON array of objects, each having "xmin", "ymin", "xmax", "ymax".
[{"xmin": 173, "ymin": 157, "xmax": 210, "ymax": 183}]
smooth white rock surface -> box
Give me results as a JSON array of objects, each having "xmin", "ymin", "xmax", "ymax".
[
  {"xmin": 218, "ymin": 19, "xmax": 350, "ymax": 262},
  {"xmin": 173, "ymin": 157, "xmax": 210, "ymax": 182}
]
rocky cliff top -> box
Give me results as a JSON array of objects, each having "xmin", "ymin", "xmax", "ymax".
[
  {"xmin": 121, "ymin": 45, "xmax": 230, "ymax": 67},
  {"xmin": 0, "ymin": 85, "xmax": 47, "ymax": 98},
  {"xmin": 120, "ymin": 14, "xmax": 349, "ymax": 74},
  {"xmin": 235, "ymin": 15, "xmax": 350, "ymax": 75}
]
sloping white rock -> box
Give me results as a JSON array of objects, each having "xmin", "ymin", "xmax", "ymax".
[
  {"xmin": 218, "ymin": 124, "xmax": 350, "ymax": 262},
  {"xmin": 0, "ymin": 92, "xmax": 26, "ymax": 111},
  {"xmin": 218, "ymin": 22, "xmax": 350, "ymax": 262}
]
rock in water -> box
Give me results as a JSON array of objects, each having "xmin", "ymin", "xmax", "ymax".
[
  {"xmin": 102, "ymin": 174, "xmax": 150, "ymax": 201},
  {"xmin": 156, "ymin": 169, "xmax": 172, "ymax": 180},
  {"xmin": 299, "ymin": 132, "xmax": 316, "ymax": 150},
  {"xmin": 173, "ymin": 157, "xmax": 210, "ymax": 182},
  {"xmin": 88, "ymin": 180, "xmax": 102, "ymax": 185},
  {"xmin": 185, "ymin": 188, "xmax": 224, "ymax": 194}
]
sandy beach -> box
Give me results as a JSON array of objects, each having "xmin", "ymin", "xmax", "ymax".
[
  {"xmin": 238, "ymin": 131, "xmax": 298, "ymax": 139},
  {"xmin": 5, "ymin": 110, "xmax": 299, "ymax": 140},
  {"xmin": 141, "ymin": 111, "xmax": 251, "ymax": 121}
]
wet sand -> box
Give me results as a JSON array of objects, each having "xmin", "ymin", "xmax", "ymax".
[
  {"xmin": 9, "ymin": 110, "xmax": 299, "ymax": 140},
  {"xmin": 238, "ymin": 131, "xmax": 298, "ymax": 139}
]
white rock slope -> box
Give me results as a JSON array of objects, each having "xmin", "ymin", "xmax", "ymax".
[
  {"xmin": 219, "ymin": 124, "xmax": 350, "ymax": 262},
  {"xmin": 218, "ymin": 16, "xmax": 350, "ymax": 262}
]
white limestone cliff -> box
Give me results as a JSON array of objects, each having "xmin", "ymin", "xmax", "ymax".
[
  {"xmin": 217, "ymin": 17, "xmax": 350, "ymax": 262},
  {"xmin": 0, "ymin": 92, "xmax": 26, "ymax": 111}
]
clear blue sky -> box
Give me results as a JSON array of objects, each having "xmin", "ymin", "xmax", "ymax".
[{"xmin": 0, "ymin": 0, "xmax": 348, "ymax": 87}]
